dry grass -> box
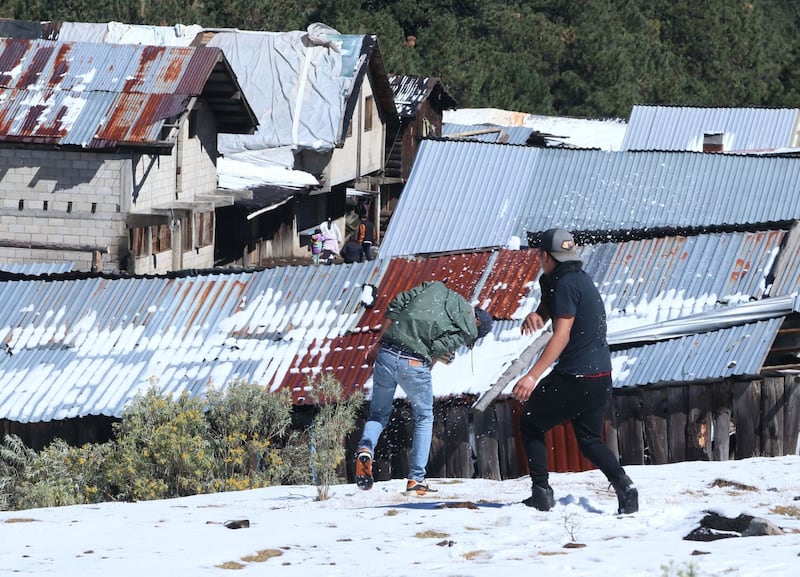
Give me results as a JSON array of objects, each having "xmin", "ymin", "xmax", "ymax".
[
  {"xmin": 215, "ymin": 561, "xmax": 245, "ymax": 570},
  {"xmin": 770, "ymin": 505, "xmax": 800, "ymax": 518},
  {"xmin": 463, "ymin": 549, "xmax": 487, "ymax": 560},
  {"xmin": 4, "ymin": 518, "xmax": 37, "ymax": 523},
  {"xmin": 241, "ymin": 549, "xmax": 283, "ymax": 563},
  {"xmin": 415, "ymin": 529, "xmax": 450, "ymax": 539},
  {"xmin": 710, "ymin": 478, "xmax": 758, "ymax": 492}
]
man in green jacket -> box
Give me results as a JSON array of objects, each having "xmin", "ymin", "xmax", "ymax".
[{"xmin": 355, "ymin": 281, "xmax": 492, "ymax": 494}]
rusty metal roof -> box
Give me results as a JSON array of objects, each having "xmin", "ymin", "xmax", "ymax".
[
  {"xmin": 0, "ymin": 38, "xmax": 256, "ymax": 150},
  {"xmin": 0, "ymin": 227, "xmax": 797, "ymax": 423}
]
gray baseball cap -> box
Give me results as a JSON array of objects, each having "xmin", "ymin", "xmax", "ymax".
[{"xmin": 541, "ymin": 228, "xmax": 581, "ymax": 262}]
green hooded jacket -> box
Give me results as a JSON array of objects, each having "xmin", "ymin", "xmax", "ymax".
[{"xmin": 382, "ymin": 281, "xmax": 478, "ymax": 363}]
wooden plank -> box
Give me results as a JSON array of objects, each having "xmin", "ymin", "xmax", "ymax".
[
  {"xmin": 444, "ymin": 403, "xmax": 472, "ymax": 478},
  {"xmin": 471, "ymin": 329, "xmax": 551, "ymax": 413},
  {"xmin": 761, "ymin": 377, "xmax": 784, "ymax": 457},
  {"xmin": 471, "ymin": 408, "xmax": 501, "ymax": 480},
  {"xmin": 428, "ymin": 401, "xmax": 447, "ymax": 478},
  {"xmin": 784, "ymin": 376, "xmax": 800, "ymax": 455},
  {"xmin": 614, "ymin": 392, "xmax": 644, "ymax": 465},
  {"xmin": 500, "ymin": 401, "xmax": 524, "ymax": 479},
  {"xmin": 687, "ymin": 384, "xmax": 713, "ymax": 461},
  {"xmin": 666, "ymin": 386, "xmax": 688, "ymax": 463},
  {"xmin": 640, "ymin": 387, "xmax": 669, "ymax": 465},
  {"xmin": 732, "ymin": 380, "xmax": 761, "ymax": 459},
  {"xmin": 711, "ymin": 381, "xmax": 732, "ymax": 461}
]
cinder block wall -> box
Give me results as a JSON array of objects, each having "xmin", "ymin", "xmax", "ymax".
[
  {"xmin": 0, "ymin": 105, "xmax": 221, "ymax": 273},
  {"xmin": 0, "ymin": 148, "xmax": 127, "ymax": 270}
]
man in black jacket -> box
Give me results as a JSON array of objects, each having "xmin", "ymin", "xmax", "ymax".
[{"xmin": 512, "ymin": 228, "xmax": 638, "ymax": 514}]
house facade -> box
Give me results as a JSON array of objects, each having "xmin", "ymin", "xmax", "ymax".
[{"xmin": 0, "ymin": 38, "xmax": 256, "ymax": 273}]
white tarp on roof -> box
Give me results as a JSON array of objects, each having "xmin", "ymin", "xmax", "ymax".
[
  {"xmin": 444, "ymin": 107, "xmax": 627, "ymax": 151},
  {"xmin": 56, "ymin": 21, "xmax": 202, "ymax": 46},
  {"xmin": 207, "ymin": 24, "xmax": 350, "ymax": 156},
  {"xmin": 217, "ymin": 156, "xmax": 319, "ymax": 190}
]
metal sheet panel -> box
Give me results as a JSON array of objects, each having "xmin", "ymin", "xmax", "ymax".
[
  {"xmin": 380, "ymin": 139, "xmax": 800, "ymax": 258},
  {"xmin": 611, "ymin": 319, "xmax": 782, "ymax": 388},
  {"xmin": 379, "ymin": 139, "xmax": 540, "ymax": 258},
  {"xmin": 0, "ymin": 38, "xmax": 249, "ymax": 148},
  {"xmin": 622, "ymin": 105, "xmax": 800, "ymax": 151},
  {"xmin": 0, "ymin": 262, "xmax": 382, "ymax": 422}
]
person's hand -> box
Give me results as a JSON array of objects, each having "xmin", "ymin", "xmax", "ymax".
[
  {"xmin": 437, "ymin": 351, "xmax": 456, "ymax": 364},
  {"xmin": 511, "ymin": 374, "xmax": 538, "ymax": 402},
  {"xmin": 366, "ymin": 341, "xmax": 381, "ymax": 364},
  {"xmin": 521, "ymin": 312, "xmax": 545, "ymax": 335}
]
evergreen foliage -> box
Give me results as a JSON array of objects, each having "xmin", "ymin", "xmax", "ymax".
[
  {"xmin": 105, "ymin": 388, "xmax": 215, "ymax": 501},
  {"xmin": 1, "ymin": 1, "xmax": 797, "ymax": 117},
  {"xmin": 304, "ymin": 373, "xmax": 365, "ymax": 501},
  {"xmin": 204, "ymin": 380, "xmax": 298, "ymax": 490},
  {"xmin": 0, "ymin": 374, "xmax": 364, "ymax": 511}
]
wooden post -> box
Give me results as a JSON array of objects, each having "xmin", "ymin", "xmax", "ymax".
[
  {"xmin": 498, "ymin": 400, "xmax": 523, "ymax": 479},
  {"xmin": 614, "ymin": 392, "xmax": 644, "ymax": 465},
  {"xmin": 604, "ymin": 397, "xmax": 619, "ymax": 460},
  {"xmin": 784, "ymin": 376, "xmax": 800, "ymax": 455},
  {"xmin": 641, "ymin": 388, "xmax": 669, "ymax": 464},
  {"xmin": 666, "ymin": 386, "xmax": 688, "ymax": 463},
  {"xmin": 761, "ymin": 376, "xmax": 784, "ymax": 457},
  {"xmin": 427, "ymin": 401, "xmax": 447, "ymax": 478},
  {"xmin": 712, "ymin": 381, "xmax": 732, "ymax": 461},
  {"xmin": 732, "ymin": 380, "xmax": 761, "ymax": 459},
  {"xmin": 471, "ymin": 407, "xmax": 501, "ymax": 480},
  {"xmin": 687, "ymin": 384, "xmax": 713, "ymax": 461},
  {"xmin": 444, "ymin": 403, "xmax": 472, "ymax": 478}
]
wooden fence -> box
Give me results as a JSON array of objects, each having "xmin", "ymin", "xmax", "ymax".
[{"xmin": 346, "ymin": 375, "xmax": 800, "ymax": 483}]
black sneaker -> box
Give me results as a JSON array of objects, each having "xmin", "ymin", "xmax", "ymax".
[
  {"xmin": 522, "ymin": 484, "xmax": 555, "ymax": 511},
  {"xmin": 611, "ymin": 473, "xmax": 639, "ymax": 514},
  {"xmin": 355, "ymin": 448, "xmax": 373, "ymax": 490}
]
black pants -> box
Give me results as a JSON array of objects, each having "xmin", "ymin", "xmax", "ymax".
[
  {"xmin": 518, "ymin": 371, "xmax": 623, "ymax": 487},
  {"xmin": 362, "ymin": 241, "xmax": 373, "ymax": 261}
]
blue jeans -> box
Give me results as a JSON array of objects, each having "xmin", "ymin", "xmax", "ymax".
[{"xmin": 359, "ymin": 347, "xmax": 434, "ymax": 482}]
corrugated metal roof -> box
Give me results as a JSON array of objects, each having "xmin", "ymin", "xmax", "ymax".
[
  {"xmin": 379, "ymin": 140, "xmax": 800, "ymax": 258},
  {"xmin": 0, "ymin": 262, "xmax": 74, "ymax": 275},
  {"xmin": 584, "ymin": 230, "xmax": 788, "ymax": 327},
  {"xmin": 622, "ymin": 105, "xmax": 800, "ymax": 151},
  {"xmin": 388, "ymin": 74, "xmax": 456, "ymax": 118},
  {"xmin": 0, "ymin": 228, "xmax": 796, "ymax": 422},
  {"xmin": 379, "ymin": 140, "xmax": 538, "ymax": 257},
  {"xmin": 0, "ymin": 262, "xmax": 381, "ymax": 422},
  {"xmin": 0, "ymin": 38, "xmax": 255, "ymax": 149},
  {"xmin": 611, "ymin": 319, "xmax": 782, "ymax": 388}
]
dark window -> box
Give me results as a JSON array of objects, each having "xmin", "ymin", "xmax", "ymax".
[{"xmin": 364, "ymin": 95, "xmax": 374, "ymax": 132}]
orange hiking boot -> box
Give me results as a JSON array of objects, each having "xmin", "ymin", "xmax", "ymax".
[
  {"xmin": 406, "ymin": 479, "xmax": 437, "ymax": 495},
  {"xmin": 355, "ymin": 448, "xmax": 373, "ymax": 490}
]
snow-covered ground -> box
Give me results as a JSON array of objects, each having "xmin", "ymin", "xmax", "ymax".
[{"xmin": 2, "ymin": 456, "xmax": 799, "ymax": 576}]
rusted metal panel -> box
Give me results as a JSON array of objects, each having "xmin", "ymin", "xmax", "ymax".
[
  {"xmin": 0, "ymin": 38, "xmax": 254, "ymax": 149},
  {"xmin": 477, "ymin": 249, "xmax": 540, "ymax": 319}
]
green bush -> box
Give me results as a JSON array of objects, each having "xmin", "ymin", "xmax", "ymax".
[
  {"xmin": 305, "ymin": 372, "xmax": 364, "ymax": 501},
  {"xmin": 105, "ymin": 388, "xmax": 214, "ymax": 501},
  {"xmin": 0, "ymin": 375, "xmax": 362, "ymax": 511},
  {"xmin": 204, "ymin": 380, "xmax": 298, "ymax": 490},
  {"xmin": 0, "ymin": 435, "xmax": 113, "ymax": 510}
]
